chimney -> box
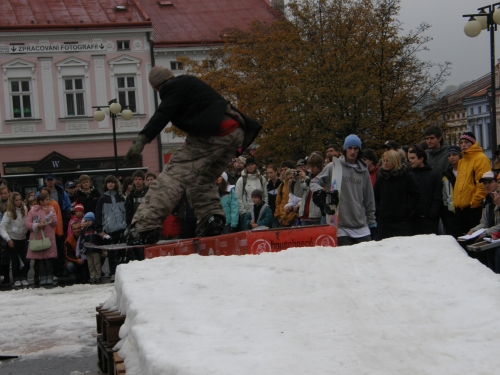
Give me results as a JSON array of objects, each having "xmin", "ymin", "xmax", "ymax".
[{"xmin": 271, "ymin": 0, "xmax": 284, "ymax": 12}]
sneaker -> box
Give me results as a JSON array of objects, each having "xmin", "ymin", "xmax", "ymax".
[
  {"xmin": 126, "ymin": 227, "xmax": 161, "ymax": 246},
  {"xmin": 110, "ymin": 275, "xmax": 115, "ymax": 281},
  {"xmin": 52, "ymin": 276, "xmax": 58, "ymax": 282},
  {"xmin": 21, "ymin": 280, "xmax": 30, "ymax": 286},
  {"xmin": 196, "ymin": 215, "xmax": 225, "ymax": 237},
  {"xmin": 14, "ymin": 281, "xmax": 21, "ymax": 287}
]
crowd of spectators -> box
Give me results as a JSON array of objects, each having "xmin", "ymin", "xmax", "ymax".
[{"xmin": 1, "ymin": 125, "xmax": 500, "ymax": 288}]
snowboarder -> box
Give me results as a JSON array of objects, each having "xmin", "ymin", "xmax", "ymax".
[{"xmin": 125, "ymin": 66, "xmax": 261, "ymax": 245}]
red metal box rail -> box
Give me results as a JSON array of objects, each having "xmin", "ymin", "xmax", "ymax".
[{"xmin": 144, "ymin": 225, "xmax": 336, "ymax": 259}]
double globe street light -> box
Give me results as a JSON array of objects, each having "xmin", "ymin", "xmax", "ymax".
[
  {"xmin": 463, "ymin": 3, "xmax": 500, "ymax": 159},
  {"xmin": 93, "ymin": 99, "xmax": 134, "ymax": 172}
]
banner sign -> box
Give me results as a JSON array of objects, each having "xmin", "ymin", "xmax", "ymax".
[{"xmin": 4, "ymin": 43, "xmax": 107, "ymax": 54}]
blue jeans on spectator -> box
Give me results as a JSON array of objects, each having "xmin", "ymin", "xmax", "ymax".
[
  {"xmin": 64, "ymin": 260, "xmax": 89, "ymax": 283},
  {"xmin": 271, "ymin": 217, "xmax": 280, "ymax": 229}
]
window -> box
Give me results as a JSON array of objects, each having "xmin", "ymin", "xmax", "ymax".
[
  {"xmin": 470, "ymin": 108, "xmax": 474, "ymax": 115},
  {"xmin": 117, "ymin": 41, "xmax": 130, "ymax": 50},
  {"xmin": 478, "ymin": 106, "xmax": 482, "ymax": 113},
  {"xmin": 64, "ymin": 41, "xmax": 78, "ymax": 53},
  {"xmin": 201, "ymin": 60, "xmax": 215, "ymax": 69},
  {"xmin": 170, "ymin": 61, "xmax": 183, "ymax": 70},
  {"xmin": 487, "ymin": 105, "xmax": 490, "ymax": 112},
  {"xmin": 10, "ymin": 80, "xmax": 32, "ymax": 118},
  {"xmin": 64, "ymin": 78, "xmax": 85, "ymax": 116},
  {"xmin": 116, "ymin": 76, "xmax": 137, "ymax": 112}
]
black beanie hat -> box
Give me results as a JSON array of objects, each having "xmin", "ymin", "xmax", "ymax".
[{"xmin": 245, "ymin": 158, "xmax": 256, "ymax": 166}]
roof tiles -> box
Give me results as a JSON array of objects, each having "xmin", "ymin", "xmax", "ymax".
[
  {"xmin": 0, "ymin": 0, "xmax": 150, "ymax": 29},
  {"xmin": 139, "ymin": 0, "xmax": 280, "ymax": 46}
]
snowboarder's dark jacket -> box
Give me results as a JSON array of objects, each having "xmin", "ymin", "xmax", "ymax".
[{"xmin": 139, "ymin": 75, "xmax": 261, "ymax": 156}]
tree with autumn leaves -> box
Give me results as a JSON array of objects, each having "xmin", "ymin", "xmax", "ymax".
[{"xmin": 178, "ymin": 0, "xmax": 450, "ymax": 162}]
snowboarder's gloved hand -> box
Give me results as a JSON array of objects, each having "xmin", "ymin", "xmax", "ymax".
[
  {"xmin": 125, "ymin": 134, "xmax": 148, "ymax": 163},
  {"xmin": 368, "ymin": 222, "xmax": 377, "ymax": 228},
  {"xmin": 312, "ymin": 190, "xmax": 326, "ymax": 209}
]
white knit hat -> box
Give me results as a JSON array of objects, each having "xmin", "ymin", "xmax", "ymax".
[{"xmin": 148, "ymin": 66, "xmax": 175, "ymax": 88}]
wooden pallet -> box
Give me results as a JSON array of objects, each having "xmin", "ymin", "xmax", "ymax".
[
  {"xmin": 97, "ymin": 335, "xmax": 116, "ymax": 375},
  {"xmin": 114, "ymin": 352, "xmax": 126, "ymax": 375},
  {"xmin": 96, "ymin": 304, "xmax": 127, "ymax": 374}
]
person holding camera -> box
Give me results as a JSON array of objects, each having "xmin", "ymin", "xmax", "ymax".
[
  {"xmin": 296, "ymin": 153, "xmax": 325, "ymax": 226},
  {"xmin": 310, "ymin": 134, "xmax": 376, "ymax": 246}
]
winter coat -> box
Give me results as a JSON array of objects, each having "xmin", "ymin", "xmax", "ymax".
[
  {"xmin": 49, "ymin": 200, "xmax": 64, "ymax": 237},
  {"xmin": 267, "ymin": 178, "xmax": 281, "ymax": 214},
  {"xmin": 470, "ymin": 195, "xmax": 500, "ymax": 236},
  {"xmin": 74, "ymin": 187, "xmax": 101, "ymax": 215},
  {"xmin": 454, "ymin": 142, "xmax": 491, "ymax": 209},
  {"xmin": 373, "ymin": 164, "xmax": 420, "ymax": 239},
  {"xmin": 64, "ymin": 234, "xmax": 81, "ymax": 268},
  {"xmin": 426, "ymin": 141, "xmax": 450, "ymax": 176},
  {"xmin": 274, "ymin": 182, "xmax": 298, "ymax": 226},
  {"xmin": 162, "ymin": 214, "xmax": 182, "ymax": 239},
  {"xmin": 220, "ymin": 188, "xmax": 239, "ymax": 228},
  {"xmin": 37, "ymin": 183, "xmax": 72, "ymax": 218},
  {"xmin": 409, "ymin": 165, "xmax": 442, "ymax": 220},
  {"xmin": 298, "ymin": 175, "xmax": 322, "ymax": 220},
  {"xmin": 139, "ymin": 75, "xmax": 261, "ymax": 156},
  {"xmin": 235, "ymin": 170, "xmax": 268, "ymax": 216},
  {"xmin": 0, "ymin": 207, "xmax": 28, "ymax": 241},
  {"xmin": 25, "ymin": 205, "xmax": 58, "ymax": 260},
  {"xmin": 95, "ymin": 190, "xmax": 127, "ymax": 234},
  {"xmin": 369, "ymin": 165, "xmax": 378, "ymax": 186},
  {"xmin": 442, "ymin": 165, "xmax": 457, "ymax": 213},
  {"xmin": 125, "ymin": 187, "xmax": 149, "ymax": 224},
  {"xmin": 285, "ymin": 192, "xmax": 301, "ymax": 211},
  {"xmin": 78, "ymin": 224, "xmax": 101, "ymax": 254},
  {"xmin": 310, "ymin": 157, "xmax": 376, "ymax": 229},
  {"xmin": 244, "ymin": 202, "xmax": 273, "ymax": 229}
]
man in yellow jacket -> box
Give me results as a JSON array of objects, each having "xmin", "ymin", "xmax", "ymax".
[{"xmin": 453, "ymin": 132, "xmax": 491, "ymax": 236}]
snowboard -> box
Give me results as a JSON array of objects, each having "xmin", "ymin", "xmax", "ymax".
[{"xmin": 326, "ymin": 157, "xmax": 342, "ymax": 236}]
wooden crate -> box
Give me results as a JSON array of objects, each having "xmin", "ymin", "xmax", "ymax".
[
  {"xmin": 114, "ymin": 352, "xmax": 126, "ymax": 375},
  {"xmin": 97, "ymin": 335, "xmax": 116, "ymax": 375},
  {"xmin": 102, "ymin": 313, "xmax": 126, "ymax": 346},
  {"xmin": 96, "ymin": 305, "xmax": 126, "ymax": 346}
]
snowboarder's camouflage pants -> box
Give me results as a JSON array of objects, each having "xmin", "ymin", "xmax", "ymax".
[{"xmin": 131, "ymin": 127, "xmax": 244, "ymax": 233}]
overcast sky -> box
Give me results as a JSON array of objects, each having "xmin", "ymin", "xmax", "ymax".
[{"xmin": 399, "ymin": 0, "xmax": 499, "ymax": 87}]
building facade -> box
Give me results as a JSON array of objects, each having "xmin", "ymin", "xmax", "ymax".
[
  {"xmin": 0, "ymin": 0, "xmax": 282, "ymax": 195},
  {"xmin": 0, "ymin": 2, "xmax": 155, "ymax": 194}
]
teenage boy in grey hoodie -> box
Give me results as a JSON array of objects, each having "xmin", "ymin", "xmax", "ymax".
[{"xmin": 310, "ymin": 134, "xmax": 376, "ymax": 246}]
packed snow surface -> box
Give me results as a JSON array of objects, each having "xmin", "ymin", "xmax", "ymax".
[
  {"xmin": 99, "ymin": 235, "xmax": 500, "ymax": 375},
  {"xmin": 0, "ymin": 284, "xmax": 113, "ymax": 358}
]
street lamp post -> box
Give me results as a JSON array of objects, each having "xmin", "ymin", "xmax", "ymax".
[
  {"xmin": 92, "ymin": 99, "xmax": 134, "ymax": 172},
  {"xmin": 464, "ymin": 3, "xmax": 500, "ymax": 158}
]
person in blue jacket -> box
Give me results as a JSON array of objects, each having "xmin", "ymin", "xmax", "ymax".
[
  {"xmin": 216, "ymin": 172, "xmax": 239, "ymax": 233},
  {"xmin": 244, "ymin": 189, "xmax": 273, "ymax": 230}
]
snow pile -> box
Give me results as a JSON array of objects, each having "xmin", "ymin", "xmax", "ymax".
[
  {"xmin": 104, "ymin": 235, "xmax": 500, "ymax": 375},
  {"xmin": 0, "ymin": 284, "xmax": 113, "ymax": 358}
]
